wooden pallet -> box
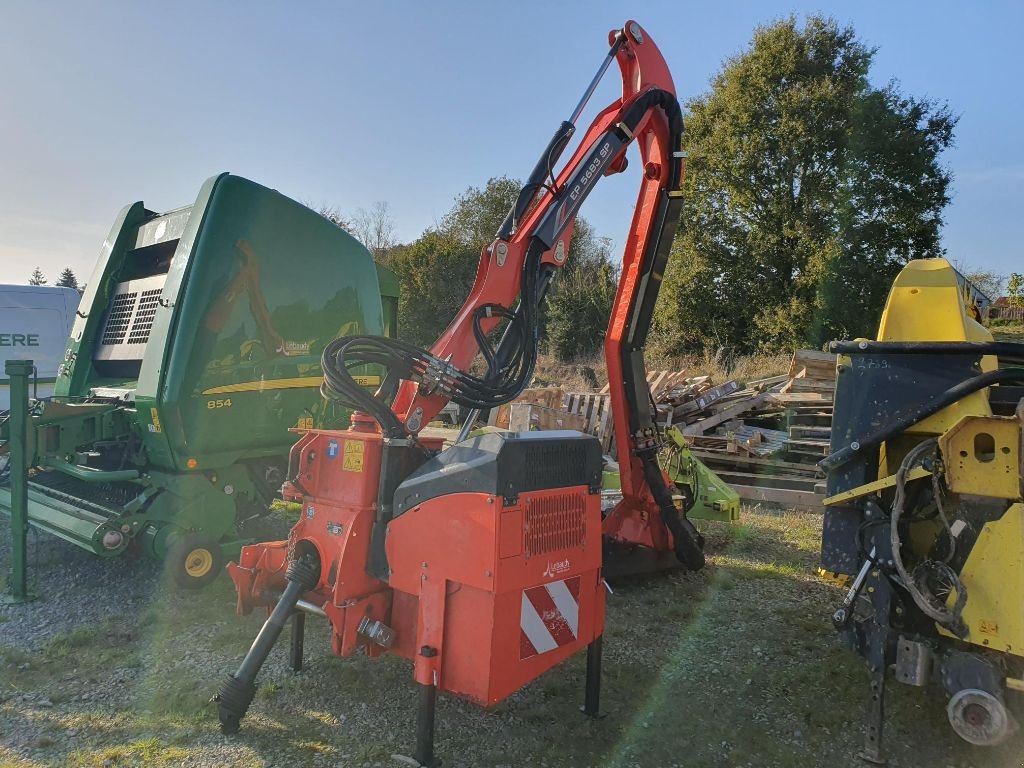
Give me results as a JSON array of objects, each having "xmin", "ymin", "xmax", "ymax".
[
  {"xmin": 597, "ymin": 368, "xmax": 688, "ymax": 401},
  {"xmin": 507, "ymin": 403, "xmax": 588, "ymax": 433},
  {"xmin": 673, "ymin": 379, "xmax": 741, "ymax": 420},
  {"xmin": 562, "ymin": 392, "xmax": 615, "ymax": 452},
  {"xmin": 787, "ymin": 349, "xmax": 837, "ymax": 382},
  {"xmin": 784, "ymin": 438, "xmax": 831, "ymax": 458},
  {"xmin": 489, "ymin": 387, "xmax": 564, "ymax": 428}
]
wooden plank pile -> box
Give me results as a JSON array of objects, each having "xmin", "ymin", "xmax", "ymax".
[
  {"xmin": 508, "ymin": 402, "xmax": 587, "ymax": 432},
  {"xmin": 489, "ymin": 387, "xmax": 565, "ymax": 429},
  {"xmin": 679, "ymin": 349, "xmax": 836, "ymax": 508},
  {"xmin": 487, "ymin": 350, "xmax": 837, "ymax": 510}
]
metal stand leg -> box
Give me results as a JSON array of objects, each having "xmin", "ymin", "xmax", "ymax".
[
  {"xmin": 289, "ymin": 611, "xmax": 305, "ymax": 672},
  {"xmin": 413, "ymin": 681, "xmax": 437, "ymax": 767},
  {"xmin": 583, "ymin": 635, "xmax": 602, "ymax": 717},
  {"xmin": 859, "ymin": 666, "xmax": 887, "ymax": 765},
  {"xmin": 2, "ymin": 359, "xmax": 36, "ymax": 605}
]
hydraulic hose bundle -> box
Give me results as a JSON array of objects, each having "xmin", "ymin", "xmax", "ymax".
[
  {"xmin": 321, "ymin": 240, "xmax": 550, "ymax": 438},
  {"xmin": 890, "ymin": 438, "xmax": 968, "ymax": 636}
]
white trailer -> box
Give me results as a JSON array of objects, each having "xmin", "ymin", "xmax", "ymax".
[{"xmin": 0, "ymin": 285, "xmax": 80, "ymax": 411}]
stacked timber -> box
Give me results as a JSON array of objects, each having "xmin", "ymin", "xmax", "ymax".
[
  {"xmin": 489, "ymin": 387, "xmax": 565, "ymax": 429},
  {"xmin": 488, "ymin": 350, "xmax": 838, "ymax": 510},
  {"xmin": 679, "ymin": 349, "xmax": 836, "ymax": 508}
]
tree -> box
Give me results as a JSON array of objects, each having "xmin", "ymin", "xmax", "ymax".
[
  {"xmin": 1008, "ymin": 272, "xmax": 1024, "ymax": 309},
  {"xmin": 56, "ymin": 267, "xmax": 79, "ymax": 291},
  {"xmin": 953, "ymin": 260, "xmax": 1004, "ymax": 304},
  {"xmin": 314, "ymin": 202, "xmax": 398, "ymax": 263},
  {"xmin": 315, "ymin": 205, "xmax": 352, "ymax": 231},
  {"xmin": 441, "ymin": 176, "xmax": 521, "ymax": 248},
  {"xmin": 390, "ymin": 230, "xmax": 479, "ymax": 345},
  {"xmin": 545, "ymin": 218, "xmax": 618, "ymax": 361},
  {"xmin": 390, "ymin": 176, "xmax": 617, "ymax": 358},
  {"xmin": 350, "ymin": 201, "xmax": 398, "ymax": 263},
  {"xmin": 654, "ymin": 16, "xmax": 957, "ymax": 354},
  {"xmin": 28, "ymin": 267, "xmax": 46, "ymax": 285},
  {"xmin": 390, "ymin": 178, "xmax": 521, "ymax": 345}
]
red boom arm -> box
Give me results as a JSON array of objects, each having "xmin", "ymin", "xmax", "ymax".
[{"xmin": 326, "ymin": 19, "xmax": 704, "ymax": 570}]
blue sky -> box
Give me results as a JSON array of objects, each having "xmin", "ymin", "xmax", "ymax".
[{"xmin": 1, "ymin": 1, "xmax": 1021, "ymax": 287}]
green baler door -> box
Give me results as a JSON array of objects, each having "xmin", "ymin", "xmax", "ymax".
[{"xmin": 138, "ymin": 175, "xmax": 385, "ymax": 469}]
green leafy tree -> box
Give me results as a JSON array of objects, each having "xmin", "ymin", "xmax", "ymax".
[
  {"xmin": 391, "ymin": 178, "xmax": 520, "ymax": 345},
  {"xmin": 56, "ymin": 266, "xmax": 79, "ymax": 290},
  {"xmin": 1004, "ymin": 272, "xmax": 1022, "ymax": 309},
  {"xmin": 654, "ymin": 16, "xmax": 957, "ymax": 354},
  {"xmin": 441, "ymin": 176, "xmax": 521, "ymax": 248},
  {"xmin": 390, "ymin": 230, "xmax": 479, "ymax": 345},
  {"xmin": 28, "ymin": 267, "xmax": 46, "ymax": 285},
  {"xmin": 391, "ymin": 176, "xmax": 617, "ymax": 358},
  {"xmin": 546, "ymin": 219, "xmax": 618, "ymax": 361}
]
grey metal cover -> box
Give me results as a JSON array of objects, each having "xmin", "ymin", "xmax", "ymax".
[{"xmin": 93, "ymin": 274, "xmax": 167, "ymax": 362}]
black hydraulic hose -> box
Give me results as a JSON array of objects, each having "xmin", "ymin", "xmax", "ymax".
[
  {"xmin": 821, "ymin": 367, "xmax": 1024, "ymax": 471},
  {"xmin": 618, "ymin": 88, "xmax": 685, "ymax": 188},
  {"xmin": 640, "ymin": 454, "xmax": 705, "ymax": 571},
  {"xmin": 497, "ymin": 121, "xmax": 576, "ymax": 241},
  {"xmin": 217, "ymin": 554, "xmax": 320, "ymax": 734},
  {"xmin": 829, "ymin": 340, "xmax": 1024, "ymax": 364},
  {"xmin": 321, "ymin": 86, "xmax": 684, "ymax": 439}
]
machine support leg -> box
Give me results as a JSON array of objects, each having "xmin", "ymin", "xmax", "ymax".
[
  {"xmin": 289, "ymin": 611, "xmax": 305, "ymax": 672},
  {"xmin": 413, "ymin": 680, "xmax": 437, "ymax": 768},
  {"xmin": 2, "ymin": 359, "xmax": 36, "ymax": 605},
  {"xmin": 583, "ymin": 635, "xmax": 602, "ymax": 717},
  {"xmin": 217, "ymin": 554, "xmax": 318, "ymax": 734},
  {"xmin": 859, "ymin": 665, "xmax": 887, "ymax": 765}
]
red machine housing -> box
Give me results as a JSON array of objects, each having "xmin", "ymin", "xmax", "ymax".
[{"xmin": 229, "ymin": 423, "xmax": 605, "ymax": 706}]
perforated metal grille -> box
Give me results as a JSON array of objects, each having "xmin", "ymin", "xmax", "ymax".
[
  {"xmin": 127, "ymin": 289, "xmax": 162, "ymax": 344},
  {"xmin": 524, "ymin": 492, "xmax": 586, "ymax": 557},
  {"xmin": 94, "ymin": 274, "xmax": 168, "ymax": 362},
  {"xmin": 101, "ymin": 292, "xmax": 138, "ymax": 345},
  {"xmin": 523, "ymin": 442, "xmax": 591, "ymax": 490}
]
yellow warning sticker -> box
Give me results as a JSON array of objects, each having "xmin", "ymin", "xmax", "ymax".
[
  {"xmin": 352, "ymin": 375, "xmax": 382, "ymax": 386},
  {"xmin": 150, "ymin": 407, "xmax": 162, "ymax": 433},
  {"xmin": 343, "ymin": 440, "xmax": 365, "ymax": 472},
  {"xmin": 296, "ymin": 417, "xmax": 314, "ymax": 430}
]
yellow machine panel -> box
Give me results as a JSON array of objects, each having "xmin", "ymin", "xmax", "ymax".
[
  {"xmin": 877, "ymin": 258, "xmax": 993, "ymax": 346},
  {"xmin": 823, "ymin": 257, "xmax": 1024, "ymax": 756},
  {"xmin": 938, "ymin": 504, "xmax": 1024, "ymax": 654},
  {"xmin": 939, "ymin": 415, "xmax": 1023, "ymax": 500},
  {"xmin": 876, "ymin": 258, "xmax": 994, "ymax": 439}
]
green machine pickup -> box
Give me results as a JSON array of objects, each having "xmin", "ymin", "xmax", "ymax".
[
  {"xmin": 0, "ymin": 173, "xmax": 395, "ymax": 586},
  {"xmin": 602, "ymin": 426, "xmax": 741, "ymax": 523}
]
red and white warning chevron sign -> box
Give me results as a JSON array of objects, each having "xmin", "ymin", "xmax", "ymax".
[{"xmin": 519, "ymin": 576, "xmax": 580, "ymax": 659}]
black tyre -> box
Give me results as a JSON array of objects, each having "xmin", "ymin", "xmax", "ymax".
[{"xmin": 167, "ymin": 533, "xmax": 224, "ymax": 589}]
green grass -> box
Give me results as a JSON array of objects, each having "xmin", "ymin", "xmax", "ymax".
[
  {"xmin": 43, "ymin": 626, "xmax": 99, "ymax": 655},
  {"xmin": 66, "ymin": 737, "xmax": 188, "ymax": 767},
  {"xmin": 2, "ymin": 508, "xmax": 1023, "ymax": 767},
  {"xmin": 991, "ymin": 321, "xmax": 1024, "ymax": 343}
]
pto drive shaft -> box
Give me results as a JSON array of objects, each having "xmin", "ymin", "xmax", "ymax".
[{"xmin": 217, "ymin": 553, "xmax": 320, "ymax": 733}]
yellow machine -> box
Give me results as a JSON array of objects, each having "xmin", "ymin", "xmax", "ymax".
[{"xmin": 820, "ymin": 258, "xmax": 1024, "ymax": 761}]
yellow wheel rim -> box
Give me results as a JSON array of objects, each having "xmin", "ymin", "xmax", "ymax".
[{"xmin": 184, "ymin": 547, "xmax": 214, "ymax": 578}]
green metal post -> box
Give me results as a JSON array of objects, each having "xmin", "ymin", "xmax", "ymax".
[{"xmin": 3, "ymin": 359, "xmax": 36, "ymax": 603}]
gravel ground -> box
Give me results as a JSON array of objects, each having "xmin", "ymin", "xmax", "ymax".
[
  {"xmin": 0, "ymin": 524, "xmax": 161, "ymax": 652},
  {"xmin": 1, "ymin": 508, "xmax": 1022, "ymax": 768}
]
